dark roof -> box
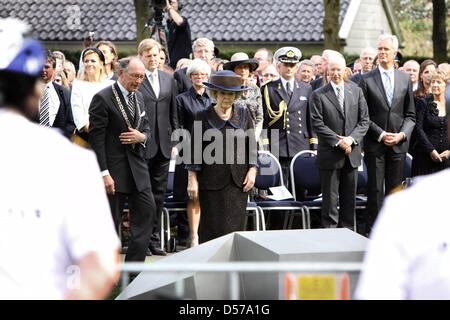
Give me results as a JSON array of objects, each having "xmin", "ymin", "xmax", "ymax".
[
  {"xmin": 185, "ymin": 0, "xmax": 351, "ymax": 43},
  {"xmin": 1, "ymin": 0, "xmax": 351, "ymax": 43},
  {"xmin": 0, "ymin": 0, "xmax": 136, "ymax": 41}
]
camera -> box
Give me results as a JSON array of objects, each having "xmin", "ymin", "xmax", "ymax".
[
  {"xmin": 149, "ymin": 0, "xmax": 165, "ymax": 23},
  {"xmin": 150, "ymin": 0, "xmax": 166, "ymax": 10}
]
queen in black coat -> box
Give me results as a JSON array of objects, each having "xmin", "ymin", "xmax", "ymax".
[{"xmin": 185, "ymin": 71, "xmax": 258, "ymax": 244}]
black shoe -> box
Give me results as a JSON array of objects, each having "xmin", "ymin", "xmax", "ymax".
[
  {"xmin": 149, "ymin": 244, "xmax": 167, "ymax": 256},
  {"xmin": 145, "ymin": 248, "xmax": 152, "ymax": 256}
]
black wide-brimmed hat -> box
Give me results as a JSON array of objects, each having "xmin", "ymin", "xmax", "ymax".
[
  {"xmin": 203, "ymin": 70, "xmax": 249, "ymax": 92},
  {"xmin": 223, "ymin": 52, "xmax": 259, "ymax": 72}
]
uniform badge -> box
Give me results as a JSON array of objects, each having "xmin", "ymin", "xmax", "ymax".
[
  {"xmin": 299, "ymin": 96, "xmax": 307, "ymax": 101},
  {"xmin": 286, "ymin": 50, "xmax": 295, "ymax": 58}
]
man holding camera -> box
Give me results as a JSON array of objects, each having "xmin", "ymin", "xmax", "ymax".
[{"xmin": 165, "ymin": 0, "xmax": 192, "ymax": 70}]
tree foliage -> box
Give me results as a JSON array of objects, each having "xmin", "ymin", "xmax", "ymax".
[
  {"xmin": 391, "ymin": 0, "xmax": 448, "ymax": 60},
  {"xmin": 323, "ymin": 0, "xmax": 341, "ymax": 51}
]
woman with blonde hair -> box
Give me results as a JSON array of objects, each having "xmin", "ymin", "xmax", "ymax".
[
  {"xmin": 411, "ymin": 69, "xmax": 450, "ymax": 177},
  {"xmin": 70, "ymin": 48, "xmax": 114, "ymax": 146}
]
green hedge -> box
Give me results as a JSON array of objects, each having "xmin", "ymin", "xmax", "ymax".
[{"xmin": 58, "ymin": 48, "xmax": 435, "ymax": 70}]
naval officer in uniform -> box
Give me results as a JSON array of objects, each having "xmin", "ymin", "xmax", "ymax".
[
  {"xmin": 260, "ymin": 47, "xmax": 318, "ymax": 229},
  {"xmin": 261, "ymin": 47, "xmax": 317, "ymax": 186}
]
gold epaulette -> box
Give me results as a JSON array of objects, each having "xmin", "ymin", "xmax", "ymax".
[
  {"xmin": 264, "ymin": 84, "xmax": 288, "ymax": 129},
  {"xmin": 389, "ymin": 184, "xmax": 406, "ymax": 195},
  {"xmin": 309, "ymin": 138, "xmax": 318, "ymax": 145}
]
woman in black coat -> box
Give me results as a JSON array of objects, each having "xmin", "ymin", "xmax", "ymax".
[
  {"xmin": 411, "ymin": 69, "xmax": 450, "ymax": 177},
  {"xmin": 185, "ymin": 71, "xmax": 258, "ymax": 244}
]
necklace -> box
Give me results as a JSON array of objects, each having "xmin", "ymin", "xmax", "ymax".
[{"xmin": 112, "ymin": 85, "xmax": 143, "ymax": 146}]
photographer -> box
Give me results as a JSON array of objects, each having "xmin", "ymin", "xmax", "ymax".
[{"xmin": 165, "ymin": 0, "xmax": 192, "ymax": 69}]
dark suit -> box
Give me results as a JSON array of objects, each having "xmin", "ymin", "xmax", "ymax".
[
  {"xmin": 311, "ymin": 81, "xmax": 370, "ymax": 228},
  {"xmin": 261, "ymin": 78, "xmax": 317, "ymax": 185},
  {"xmin": 359, "ymin": 68, "xmax": 415, "ymax": 232},
  {"xmin": 139, "ymin": 70, "xmax": 179, "ymax": 246},
  {"xmin": 89, "ymin": 82, "xmax": 155, "ymax": 262},
  {"xmin": 311, "ymin": 77, "xmax": 326, "ymax": 91},
  {"xmin": 173, "ymin": 67, "xmax": 191, "ymax": 94},
  {"xmin": 51, "ymin": 82, "xmax": 75, "ymax": 139},
  {"xmin": 349, "ymin": 73, "xmax": 362, "ymax": 86}
]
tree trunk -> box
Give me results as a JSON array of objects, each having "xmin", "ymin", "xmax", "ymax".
[
  {"xmin": 134, "ymin": 0, "xmax": 153, "ymax": 47},
  {"xmin": 432, "ymin": 0, "xmax": 447, "ymax": 63},
  {"xmin": 323, "ymin": 0, "xmax": 341, "ymax": 51}
]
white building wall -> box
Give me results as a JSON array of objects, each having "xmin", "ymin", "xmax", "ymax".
[{"xmin": 342, "ymin": 0, "xmax": 393, "ymax": 55}]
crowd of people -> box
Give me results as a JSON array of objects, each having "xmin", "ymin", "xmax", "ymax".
[
  {"xmin": 1, "ymin": 1, "xmax": 449, "ymax": 300},
  {"xmin": 36, "ymin": 27, "xmax": 449, "ymax": 256}
]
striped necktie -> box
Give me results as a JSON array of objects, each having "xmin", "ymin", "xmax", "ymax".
[
  {"xmin": 127, "ymin": 92, "xmax": 135, "ymax": 120},
  {"xmin": 336, "ymin": 86, "xmax": 344, "ymax": 112},
  {"xmin": 39, "ymin": 85, "xmax": 50, "ymax": 126},
  {"xmin": 383, "ymin": 71, "xmax": 393, "ymax": 106}
]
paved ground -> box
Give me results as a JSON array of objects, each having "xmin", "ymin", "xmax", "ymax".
[{"xmin": 119, "ymin": 245, "xmax": 187, "ymax": 263}]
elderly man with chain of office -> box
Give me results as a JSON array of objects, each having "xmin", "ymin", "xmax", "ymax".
[{"xmin": 261, "ymin": 47, "xmax": 317, "ymax": 204}]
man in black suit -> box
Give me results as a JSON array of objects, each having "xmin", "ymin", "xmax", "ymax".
[
  {"xmin": 39, "ymin": 51, "xmax": 75, "ymax": 139},
  {"xmin": 311, "ymin": 55, "xmax": 370, "ymax": 229},
  {"xmin": 138, "ymin": 39, "xmax": 179, "ymax": 255},
  {"xmin": 173, "ymin": 37, "xmax": 216, "ymax": 94},
  {"xmin": 349, "ymin": 47, "xmax": 377, "ymax": 86},
  {"xmin": 261, "ymin": 47, "xmax": 318, "ymax": 186},
  {"xmin": 89, "ymin": 56, "xmax": 155, "ymax": 262},
  {"xmin": 359, "ymin": 34, "xmax": 416, "ymax": 234}
]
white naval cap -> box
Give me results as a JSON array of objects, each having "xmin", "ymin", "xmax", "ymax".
[{"xmin": 274, "ymin": 47, "xmax": 302, "ymax": 64}]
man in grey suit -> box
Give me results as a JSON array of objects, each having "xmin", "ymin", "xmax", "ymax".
[
  {"xmin": 89, "ymin": 56, "xmax": 155, "ymax": 262},
  {"xmin": 359, "ymin": 34, "xmax": 416, "ymax": 234},
  {"xmin": 311, "ymin": 55, "xmax": 370, "ymax": 229}
]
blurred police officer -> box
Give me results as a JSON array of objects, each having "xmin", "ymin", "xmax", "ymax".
[{"xmin": 0, "ymin": 18, "xmax": 119, "ymax": 299}]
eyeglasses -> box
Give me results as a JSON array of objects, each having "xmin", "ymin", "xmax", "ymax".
[
  {"xmin": 263, "ymin": 73, "xmax": 277, "ymax": 78},
  {"xmin": 128, "ymin": 73, "xmax": 145, "ymax": 80},
  {"xmin": 191, "ymin": 72, "xmax": 208, "ymax": 78}
]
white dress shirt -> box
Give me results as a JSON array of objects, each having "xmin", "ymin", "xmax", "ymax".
[
  {"xmin": 280, "ymin": 76, "xmax": 295, "ymax": 97},
  {"xmin": 117, "ymin": 80, "xmax": 132, "ymax": 104},
  {"xmin": 356, "ymin": 169, "xmax": 450, "ymax": 299},
  {"xmin": 330, "ymin": 80, "xmax": 345, "ymax": 107},
  {"xmin": 378, "ymin": 64, "xmax": 395, "ymax": 97},
  {"xmin": 146, "ymin": 69, "xmax": 159, "ymax": 98}
]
